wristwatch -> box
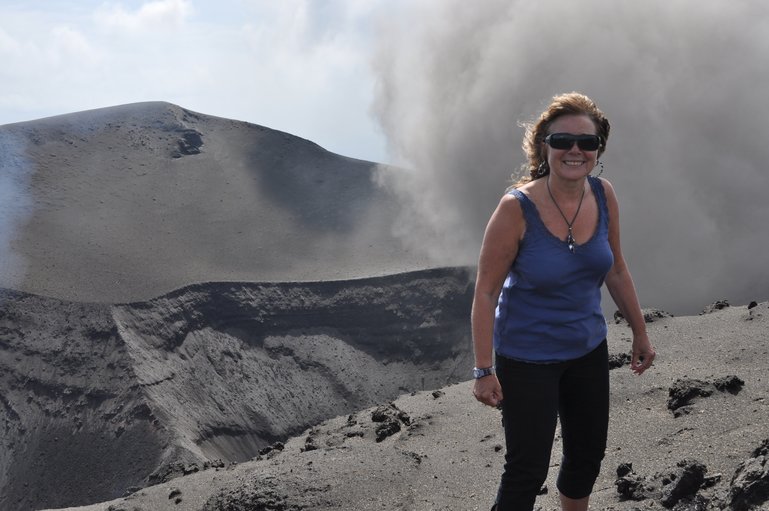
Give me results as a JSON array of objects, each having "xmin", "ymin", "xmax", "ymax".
[{"xmin": 473, "ymin": 366, "xmax": 495, "ymax": 379}]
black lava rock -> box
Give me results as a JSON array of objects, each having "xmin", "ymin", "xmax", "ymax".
[
  {"xmin": 616, "ymin": 463, "xmax": 648, "ymax": 501},
  {"xmin": 609, "ymin": 352, "xmax": 631, "ymax": 369},
  {"xmin": 660, "ymin": 459, "xmax": 707, "ymax": 508},
  {"xmin": 713, "ymin": 375, "xmax": 745, "ymax": 394},
  {"xmin": 729, "ymin": 439, "xmax": 769, "ymax": 511},
  {"xmin": 667, "ymin": 379, "xmax": 713, "ymax": 412},
  {"xmin": 371, "ymin": 402, "xmax": 411, "ymax": 442}
]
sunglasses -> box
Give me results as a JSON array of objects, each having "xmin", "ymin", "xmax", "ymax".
[{"xmin": 544, "ymin": 133, "xmax": 601, "ymax": 151}]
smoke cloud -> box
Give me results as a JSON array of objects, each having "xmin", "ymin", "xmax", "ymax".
[
  {"xmin": 0, "ymin": 130, "xmax": 32, "ymax": 290},
  {"xmin": 371, "ymin": 0, "xmax": 769, "ymax": 314}
]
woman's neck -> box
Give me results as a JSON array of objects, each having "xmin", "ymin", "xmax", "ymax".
[{"xmin": 546, "ymin": 174, "xmax": 587, "ymax": 200}]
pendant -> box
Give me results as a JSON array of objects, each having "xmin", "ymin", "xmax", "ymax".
[{"xmin": 547, "ymin": 179, "xmax": 584, "ymax": 255}]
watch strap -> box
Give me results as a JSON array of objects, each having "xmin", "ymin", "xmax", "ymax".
[{"xmin": 473, "ymin": 366, "xmax": 495, "ymax": 379}]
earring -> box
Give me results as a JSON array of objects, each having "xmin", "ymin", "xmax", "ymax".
[
  {"xmin": 536, "ymin": 161, "xmax": 549, "ymax": 178},
  {"xmin": 593, "ymin": 160, "xmax": 604, "ymax": 177}
]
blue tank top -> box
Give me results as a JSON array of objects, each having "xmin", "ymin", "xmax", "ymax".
[{"xmin": 493, "ymin": 176, "xmax": 614, "ymax": 363}]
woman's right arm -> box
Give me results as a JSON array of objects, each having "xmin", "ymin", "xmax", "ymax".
[{"xmin": 471, "ymin": 193, "xmax": 524, "ymax": 407}]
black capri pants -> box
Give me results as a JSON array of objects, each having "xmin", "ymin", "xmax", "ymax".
[{"xmin": 494, "ymin": 340, "xmax": 609, "ymax": 511}]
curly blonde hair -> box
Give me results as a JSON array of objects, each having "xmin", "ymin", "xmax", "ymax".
[{"xmin": 512, "ymin": 92, "xmax": 610, "ymax": 188}]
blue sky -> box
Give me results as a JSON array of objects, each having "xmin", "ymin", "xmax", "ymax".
[{"xmin": 0, "ymin": 0, "xmax": 392, "ymax": 163}]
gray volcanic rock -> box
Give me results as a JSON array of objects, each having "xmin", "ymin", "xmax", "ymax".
[
  {"xmin": 0, "ymin": 102, "xmax": 431, "ymax": 303},
  {"xmin": 201, "ymin": 480, "xmax": 303, "ymax": 511},
  {"xmin": 701, "ymin": 300, "xmax": 730, "ymax": 314},
  {"xmin": 615, "ymin": 459, "xmax": 710, "ymax": 507},
  {"xmin": 370, "ymin": 402, "xmax": 411, "ymax": 442},
  {"xmin": 667, "ymin": 379, "xmax": 715, "ymax": 414},
  {"xmin": 615, "ymin": 446, "xmax": 769, "ymax": 511},
  {"xmin": 667, "ymin": 376, "xmax": 745, "ymax": 417},
  {"xmin": 729, "ymin": 439, "xmax": 769, "ymax": 511},
  {"xmin": 659, "ymin": 460, "xmax": 708, "ymax": 508},
  {"xmin": 0, "ymin": 267, "xmax": 474, "ymax": 511}
]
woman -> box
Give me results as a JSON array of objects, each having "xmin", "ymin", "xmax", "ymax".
[{"xmin": 471, "ymin": 92, "xmax": 655, "ymax": 511}]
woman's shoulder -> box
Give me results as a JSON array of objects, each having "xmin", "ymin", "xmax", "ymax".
[
  {"xmin": 507, "ymin": 178, "xmax": 539, "ymax": 200},
  {"xmin": 593, "ymin": 176, "xmax": 617, "ymax": 201},
  {"xmin": 502, "ymin": 182, "xmax": 536, "ymax": 208},
  {"xmin": 591, "ymin": 175, "xmax": 613, "ymax": 189},
  {"xmin": 498, "ymin": 189, "xmax": 525, "ymax": 212},
  {"xmin": 493, "ymin": 188, "xmax": 527, "ymax": 225}
]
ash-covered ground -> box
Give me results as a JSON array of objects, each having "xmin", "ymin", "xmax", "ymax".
[{"xmin": 36, "ymin": 300, "xmax": 769, "ymax": 511}]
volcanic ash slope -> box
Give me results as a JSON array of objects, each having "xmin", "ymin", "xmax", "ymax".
[
  {"xmin": 0, "ymin": 268, "xmax": 474, "ymax": 511},
  {"xmin": 42, "ymin": 300, "xmax": 769, "ymax": 511}
]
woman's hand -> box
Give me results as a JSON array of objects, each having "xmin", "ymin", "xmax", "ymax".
[
  {"xmin": 473, "ymin": 374, "xmax": 504, "ymax": 407},
  {"xmin": 630, "ymin": 333, "xmax": 655, "ymax": 375}
]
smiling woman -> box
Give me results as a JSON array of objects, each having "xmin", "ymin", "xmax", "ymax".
[
  {"xmin": 471, "ymin": 92, "xmax": 655, "ymax": 511},
  {"xmin": 514, "ymin": 93, "xmax": 610, "ymax": 187}
]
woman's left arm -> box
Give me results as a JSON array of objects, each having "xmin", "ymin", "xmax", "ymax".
[{"xmin": 601, "ymin": 178, "xmax": 656, "ymax": 375}]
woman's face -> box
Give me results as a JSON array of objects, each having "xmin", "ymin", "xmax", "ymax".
[{"xmin": 544, "ymin": 114, "xmax": 598, "ymax": 181}]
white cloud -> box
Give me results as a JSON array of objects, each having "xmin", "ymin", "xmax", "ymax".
[
  {"xmin": 50, "ymin": 26, "xmax": 102, "ymax": 66},
  {"xmin": 0, "ymin": 28, "xmax": 22, "ymax": 55},
  {"xmin": 95, "ymin": 0, "xmax": 192, "ymax": 32}
]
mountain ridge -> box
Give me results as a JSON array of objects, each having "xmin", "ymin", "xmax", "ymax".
[{"xmin": 0, "ymin": 101, "xmax": 432, "ymax": 303}]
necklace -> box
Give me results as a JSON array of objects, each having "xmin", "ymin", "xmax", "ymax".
[{"xmin": 546, "ymin": 178, "xmax": 586, "ymax": 253}]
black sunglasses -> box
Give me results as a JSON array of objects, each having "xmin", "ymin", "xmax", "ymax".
[{"xmin": 544, "ymin": 133, "xmax": 601, "ymax": 151}]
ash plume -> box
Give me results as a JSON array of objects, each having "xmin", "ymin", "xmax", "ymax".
[
  {"xmin": 371, "ymin": 0, "xmax": 769, "ymax": 314},
  {"xmin": 0, "ymin": 130, "xmax": 32, "ymax": 289}
]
